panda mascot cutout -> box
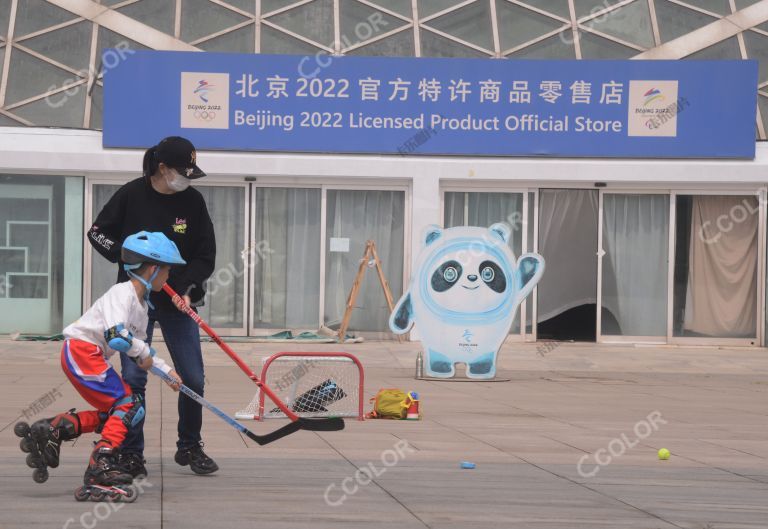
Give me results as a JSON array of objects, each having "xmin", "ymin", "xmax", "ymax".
[{"xmin": 389, "ymin": 223, "xmax": 544, "ymax": 379}]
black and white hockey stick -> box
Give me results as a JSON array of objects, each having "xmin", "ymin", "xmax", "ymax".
[{"xmin": 150, "ymin": 367, "xmax": 303, "ymax": 445}]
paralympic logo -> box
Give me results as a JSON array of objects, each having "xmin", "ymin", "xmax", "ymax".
[{"xmin": 643, "ymin": 88, "xmax": 664, "ymax": 107}]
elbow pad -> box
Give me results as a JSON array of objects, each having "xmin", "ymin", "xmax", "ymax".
[
  {"xmin": 105, "ymin": 324, "xmax": 149, "ymax": 359},
  {"xmin": 105, "ymin": 324, "xmax": 134, "ymax": 353}
]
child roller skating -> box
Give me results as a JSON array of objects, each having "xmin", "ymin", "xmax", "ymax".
[{"xmin": 14, "ymin": 231, "xmax": 183, "ymax": 502}]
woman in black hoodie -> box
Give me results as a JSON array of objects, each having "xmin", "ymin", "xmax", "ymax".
[{"xmin": 88, "ymin": 136, "xmax": 218, "ymax": 477}]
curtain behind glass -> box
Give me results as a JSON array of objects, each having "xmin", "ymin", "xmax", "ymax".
[
  {"xmin": 537, "ymin": 189, "xmax": 598, "ymax": 322},
  {"xmin": 253, "ymin": 188, "xmax": 321, "ymax": 329},
  {"xmin": 444, "ymin": 192, "xmax": 523, "ymax": 253},
  {"xmin": 467, "ymin": 193, "xmax": 523, "ymax": 255},
  {"xmin": 196, "ymin": 186, "xmax": 245, "ymax": 328},
  {"xmin": 324, "ymin": 190, "xmax": 404, "ymax": 332},
  {"xmin": 601, "ymin": 194, "xmax": 668, "ymax": 337},
  {"xmin": 443, "ymin": 192, "xmax": 465, "ymax": 227},
  {"xmin": 681, "ymin": 196, "xmax": 758, "ymax": 338}
]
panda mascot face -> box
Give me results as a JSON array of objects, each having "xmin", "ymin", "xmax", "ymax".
[
  {"xmin": 390, "ymin": 223, "xmax": 544, "ymax": 379},
  {"xmin": 426, "ymin": 246, "xmax": 510, "ymax": 314}
]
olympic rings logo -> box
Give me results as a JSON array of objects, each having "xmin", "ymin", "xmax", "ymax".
[{"xmin": 194, "ymin": 110, "xmax": 216, "ymax": 121}]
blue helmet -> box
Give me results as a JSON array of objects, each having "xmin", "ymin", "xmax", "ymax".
[{"xmin": 121, "ymin": 231, "xmax": 186, "ymax": 270}]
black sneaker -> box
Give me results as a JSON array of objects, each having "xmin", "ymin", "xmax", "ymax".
[
  {"xmin": 174, "ymin": 443, "xmax": 218, "ymax": 475},
  {"xmin": 118, "ymin": 452, "xmax": 148, "ymax": 479}
]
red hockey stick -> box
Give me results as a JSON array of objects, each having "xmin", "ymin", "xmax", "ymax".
[{"xmin": 163, "ymin": 284, "xmax": 344, "ymax": 433}]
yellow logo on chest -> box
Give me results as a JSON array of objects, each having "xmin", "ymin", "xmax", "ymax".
[{"xmin": 173, "ymin": 218, "xmax": 187, "ymax": 234}]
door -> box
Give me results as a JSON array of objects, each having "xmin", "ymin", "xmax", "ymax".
[
  {"xmin": 323, "ymin": 188, "xmax": 406, "ymax": 335},
  {"xmin": 537, "ymin": 189, "xmax": 599, "ymax": 341},
  {"xmin": 598, "ymin": 192, "xmax": 669, "ymax": 343},
  {"xmin": 0, "ymin": 184, "xmax": 53, "ymax": 333},
  {"xmin": 250, "ymin": 185, "xmax": 407, "ymax": 337},
  {"xmin": 670, "ymin": 193, "xmax": 763, "ymax": 345},
  {"xmin": 250, "ymin": 187, "xmax": 322, "ymax": 333}
]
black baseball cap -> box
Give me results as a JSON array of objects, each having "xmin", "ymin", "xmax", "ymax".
[{"xmin": 155, "ymin": 136, "xmax": 206, "ymax": 179}]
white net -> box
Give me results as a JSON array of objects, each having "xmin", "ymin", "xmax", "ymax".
[{"xmin": 235, "ymin": 354, "xmax": 363, "ymax": 420}]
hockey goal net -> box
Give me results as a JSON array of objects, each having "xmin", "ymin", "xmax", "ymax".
[{"xmin": 235, "ymin": 352, "xmax": 364, "ymax": 421}]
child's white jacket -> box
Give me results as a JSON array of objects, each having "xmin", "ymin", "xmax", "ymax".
[{"xmin": 63, "ymin": 281, "xmax": 172, "ymax": 374}]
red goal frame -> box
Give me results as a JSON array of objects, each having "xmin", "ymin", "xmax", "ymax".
[{"xmin": 257, "ymin": 352, "xmax": 365, "ymax": 421}]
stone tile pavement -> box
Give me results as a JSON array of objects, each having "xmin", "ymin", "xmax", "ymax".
[{"xmin": 0, "ymin": 337, "xmax": 766, "ymax": 529}]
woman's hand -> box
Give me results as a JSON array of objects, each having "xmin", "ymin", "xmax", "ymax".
[{"xmin": 173, "ymin": 294, "xmax": 192, "ymax": 312}]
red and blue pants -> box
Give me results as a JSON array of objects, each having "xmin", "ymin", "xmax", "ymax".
[{"xmin": 61, "ymin": 339, "xmax": 134, "ymax": 447}]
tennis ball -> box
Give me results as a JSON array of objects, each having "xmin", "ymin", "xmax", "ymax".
[{"xmin": 658, "ymin": 448, "xmax": 670, "ymax": 460}]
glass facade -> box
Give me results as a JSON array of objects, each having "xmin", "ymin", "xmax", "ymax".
[
  {"xmin": 601, "ymin": 194, "xmax": 669, "ymax": 338},
  {"xmin": 537, "ymin": 189, "xmax": 599, "ymax": 341},
  {"xmin": 252, "ymin": 187, "xmax": 322, "ymax": 330},
  {"xmin": 324, "ymin": 189, "xmax": 405, "ymax": 332},
  {"xmin": 443, "ymin": 189, "xmax": 763, "ymax": 344},
  {"xmin": 195, "ymin": 185, "xmax": 247, "ymax": 329},
  {"xmin": 672, "ymin": 195, "xmax": 759, "ymax": 339},
  {"xmin": 1, "ymin": 0, "xmax": 768, "ymax": 135},
  {"xmin": 89, "ymin": 183, "xmax": 407, "ymax": 335},
  {"xmin": 0, "ymin": 174, "xmax": 82, "ymax": 335}
]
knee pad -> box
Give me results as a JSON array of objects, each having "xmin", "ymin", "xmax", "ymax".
[
  {"xmin": 110, "ymin": 394, "xmax": 145, "ymax": 429},
  {"xmin": 50, "ymin": 409, "xmax": 82, "ymax": 440}
]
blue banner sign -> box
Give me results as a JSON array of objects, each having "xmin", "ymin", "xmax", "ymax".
[{"xmin": 103, "ymin": 51, "xmax": 757, "ymax": 158}]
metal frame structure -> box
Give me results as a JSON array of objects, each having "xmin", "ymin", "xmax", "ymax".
[{"xmin": 3, "ymin": 0, "xmax": 768, "ymax": 134}]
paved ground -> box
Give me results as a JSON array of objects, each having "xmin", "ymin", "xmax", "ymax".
[{"xmin": 0, "ymin": 337, "xmax": 766, "ymax": 529}]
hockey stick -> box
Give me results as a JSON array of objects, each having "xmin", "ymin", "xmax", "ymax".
[
  {"xmin": 149, "ymin": 366, "xmax": 302, "ymax": 445},
  {"xmin": 162, "ymin": 284, "xmax": 344, "ymax": 432}
]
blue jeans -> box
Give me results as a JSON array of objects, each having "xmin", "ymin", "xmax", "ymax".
[{"xmin": 120, "ymin": 308, "xmax": 205, "ymax": 454}]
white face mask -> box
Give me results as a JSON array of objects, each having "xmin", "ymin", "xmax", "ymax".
[{"xmin": 165, "ymin": 168, "xmax": 190, "ymax": 192}]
